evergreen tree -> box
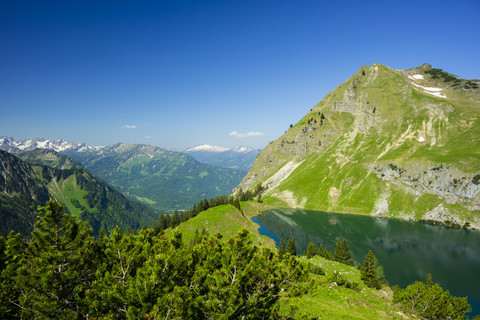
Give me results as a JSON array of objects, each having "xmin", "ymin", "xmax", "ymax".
[
  {"xmin": 306, "ymin": 242, "xmax": 317, "ymax": 259},
  {"xmin": 317, "ymin": 243, "xmax": 324, "ymax": 256},
  {"xmin": 333, "ymin": 238, "xmax": 353, "ymax": 265},
  {"xmin": 278, "ymin": 237, "xmax": 286, "ymax": 259},
  {"xmin": 171, "ymin": 210, "xmax": 180, "ymax": 228},
  {"xmin": 14, "ymin": 200, "xmax": 96, "ymax": 318},
  {"xmin": 394, "ymin": 274, "xmax": 471, "ymax": 319},
  {"xmin": 360, "ymin": 250, "xmax": 384, "ymax": 289},
  {"xmin": 232, "ymin": 198, "xmax": 241, "ymax": 211},
  {"xmin": 287, "ymin": 237, "xmax": 297, "ymax": 256},
  {"xmin": 322, "ymin": 247, "xmax": 332, "ymax": 260}
]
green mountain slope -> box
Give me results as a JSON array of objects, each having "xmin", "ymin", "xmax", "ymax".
[
  {"xmin": 0, "ymin": 149, "xmax": 157, "ymax": 237},
  {"xmin": 64, "ymin": 143, "xmax": 246, "ymax": 212},
  {"xmin": 236, "ymin": 63, "xmax": 480, "ymax": 228},
  {"xmin": 19, "ymin": 148, "xmax": 82, "ymax": 169}
]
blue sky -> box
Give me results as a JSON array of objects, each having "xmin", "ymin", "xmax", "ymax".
[{"xmin": 1, "ymin": 0, "xmax": 479, "ymax": 149}]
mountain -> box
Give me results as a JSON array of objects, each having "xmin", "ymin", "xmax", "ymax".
[
  {"xmin": 0, "ymin": 149, "xmax": 157, "ymax": 237},
  {"xmin": 19, "ymin": 148, "xmax": 83, "ymax": 170},
  {"xmin": 236, "ymin": 63, "xmax": 480, "ymax": 229},
  {"xmin": 62, "ymin": 143, "xmax": 246, "ymax": 212},
  {"xmin": 0, "ymin": 139, "xmax": 247, "ymax": 212},
  {"xmin": 184, "ymin": 144, "xmax": 260, "ymax": 171},
  {"xmin": 0, "ymin": 136, "xmax": 101, "ymax": 153}
]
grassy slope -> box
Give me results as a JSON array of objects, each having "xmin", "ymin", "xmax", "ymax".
[
  {"xmin": 169, "ymin": 201, "xmax": 276, "ymax": 247},
  {"xmin": 47, "ymin": 173, "xmax": 90, "ymax": 218},
  {"xmin": 172, "ymin": 202, "xmax": 416, "ymax": 319},
  {"xmin": 279, "ymin": 257, "xmax": 409, "ymax": 320}
]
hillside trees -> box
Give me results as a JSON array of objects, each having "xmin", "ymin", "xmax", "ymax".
[
  {"xmin": 359, "ymin": 250, "xmax": 385, "ymax": 289},
  {"xmin": 306, "ymin": 242, "xmax": 317, "ymax": 259},
  {"xmin": 1, "ymin": 200, "xmax": 97, "ymax": 318},
  {"xmin": 278, "ymin": 237, "xmax": 286, "ymax": 259},
  {"xmin": 287, "ymin": 238, "xmax": 297, "ymax": 256},
  {"xmin": 333, "ymin": 238, "xmax": 354, "ymax": 266},
  {"xmin": 393, "ymin": 274, "xmax": 471, "ymax": 319},
  {"xmin": 0, "ymin": 200, "xmax": 307, "ymax": 319}
]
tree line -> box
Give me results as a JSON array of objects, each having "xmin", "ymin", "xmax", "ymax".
[{"xmin": 154, "ymin": 185, "xmax": 264, "ymax": 234}]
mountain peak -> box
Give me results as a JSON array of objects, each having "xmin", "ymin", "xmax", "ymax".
[{"xmin": 235, "ymin": 63, "xmax": 480, "ymax": 229}]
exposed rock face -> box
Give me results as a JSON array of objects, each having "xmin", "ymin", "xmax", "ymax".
[{"xmin": 236, "ymin": 63, "xmax": 480, "ymax": 229}]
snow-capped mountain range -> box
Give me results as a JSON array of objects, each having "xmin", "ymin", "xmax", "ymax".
[
  {"xmin": 184, "ymin": 144, "xmax": 257, "ymax": 154},
  {"xmin": 0, "ymin": 137, "xmax": 260, "ymax": 172},
  {"xmin": 0, "ymin": 137, "xmax": 102, "ymax": 154},
  {"xmin": 183, "ymin": 144, "xmax": 260, "ymax": 172}
]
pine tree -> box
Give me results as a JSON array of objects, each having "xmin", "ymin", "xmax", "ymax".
[
  {"xmin": 322, "ymin": 248, "xmax": 332, "ymax": 260},
  {"xmin": 287, "ymin": 237, "xmax": 297, "ymax": 256},
  {"xmin": 333, "ymin": 238, "xmax": 353, "ymax": 265},
  {"xmin": 171, "ymin": 210, "xmax": 180, "ymax": 228},
  {"xmin": 232, "ymin": 198, "xmax": 241, "ymax": 211},
  {"xmin": 306, "ymin": 242, "xmax": 317, "ymax": 259},
  {"xmin": 360, "ymin": 250, "xmax": 383, "ymax": 289},
  {"xmin": 278, "ymin": 237, "xmax": 286, "ymax": 259},
  {"xmin": 15, "ymin": 200, "xmax": 96, "ymax": 318}
]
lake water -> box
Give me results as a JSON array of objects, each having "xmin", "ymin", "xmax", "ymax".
[{"xmin": 253, "ymin": 209, "xmax": 480, "ymax": 316}]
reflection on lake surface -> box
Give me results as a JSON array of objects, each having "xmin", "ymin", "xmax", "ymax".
[{"xmin": 254, "ymin": 209, "xmax": 480, "ymax": 315}]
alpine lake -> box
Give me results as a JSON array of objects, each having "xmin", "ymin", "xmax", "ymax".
[{"xmin": 253, "ymin": 209, "xmax": 480, "ymax": 316}]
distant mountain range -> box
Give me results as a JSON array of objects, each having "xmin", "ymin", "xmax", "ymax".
[
  {"xmin": 0, "ymin": 149, "xmax": 157, "ymax": 237},
  {"xmin": 0, "ymin": 137, "xmax": 250, "ymax": 212},
  {"xmin": 183, "ymin": 144, "xmax": 260, "ymax": 172},
  {"xmin": 0, "ymin": 136, "xmax": 102, "ymax": 153}
]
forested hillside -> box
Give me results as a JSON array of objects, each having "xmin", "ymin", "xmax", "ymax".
[{"xmin": 0, "ymin": 150, "xmax": 157, "ymax": 237}]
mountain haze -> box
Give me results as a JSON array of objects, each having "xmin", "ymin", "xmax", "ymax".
[{"xmin": 237, "ymin": 63, "xmax": 480, "ymax": 229}]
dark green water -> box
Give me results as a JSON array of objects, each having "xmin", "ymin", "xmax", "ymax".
[{"xmin": 254, "ymin": 209, "xmax": 480, "ymax": 316}]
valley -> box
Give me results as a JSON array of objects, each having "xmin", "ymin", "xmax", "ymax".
[{"xmin": 1, "ymin": 63, "xmax": 479, "ymax": 318}]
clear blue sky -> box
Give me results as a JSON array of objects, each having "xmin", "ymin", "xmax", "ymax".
[{"xmin": 1, "ymin": 0, "xmax": 479, "ymax": 149}]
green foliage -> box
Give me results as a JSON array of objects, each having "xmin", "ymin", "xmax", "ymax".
[
  {"xmin": 306, "ymin": 241, "xmax": 317, "ymax": 259},
  {"xmin": 328, "ymin": 271, "xmax": 360, "ymax": 291},
  {"xmin": 4, "ymin": 201, "xmax": 96, "ymax": 318},
  {"xmin": 278, "ymin": 237, "xmax": 286, "ymax": 260},
  {"xmin": 425, "ymin": 67, "xmax": 457, "ymax": 82},
  {"xmin": 333, "ymin": 238, "xmax": 354, "ymax": 266},
  {"xmin": 287, "ymin": 237, "xmax": 297, "ymax": 256},
  {"xmin": 393, "ymin": 274, "xmax": 471, "ymax": 319},
  {"xmin": 359, "ymin": 250, "xmax": 385, "ymax": 289},
  {"xmin": 0, "ymin": 201, "xmax": 307, "ymax": 319}
]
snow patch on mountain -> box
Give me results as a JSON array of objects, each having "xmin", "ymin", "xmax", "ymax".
[{"xmin": 411, "ymin": 83, "xmax": 447, "ymax": 98}]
